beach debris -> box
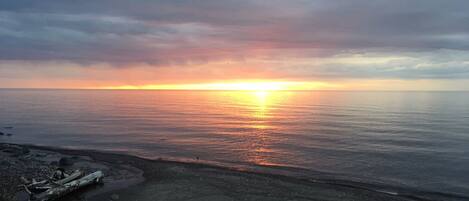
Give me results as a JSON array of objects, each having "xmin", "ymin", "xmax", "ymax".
[
  {"xmin": 51, "ymin": 168, "xmax": 69, "ymax": 181},
  {"xmin": 21, "ymin": 168, "xmax": 104, "ymax": 201}
]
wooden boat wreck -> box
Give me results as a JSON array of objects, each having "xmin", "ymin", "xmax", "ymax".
[{"xmin": 22, "ymin": 169, "xmax": 104, "ymax": 201}]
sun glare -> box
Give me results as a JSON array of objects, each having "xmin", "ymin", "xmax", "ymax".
[
  {"xmin": 102, "ymin": 81, "xmax": 340, "ymax": 91},
  {"xmin": 202, "ymin": 82, "xmax": 286, "ymax": 91}
]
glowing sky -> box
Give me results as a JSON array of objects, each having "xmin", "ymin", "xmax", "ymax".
[{"xmin": 1, "ymin": 0, "xmax": 469, "ymax": 90}]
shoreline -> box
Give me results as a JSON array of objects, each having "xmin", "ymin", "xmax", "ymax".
[{"xmin": 0, "ymin": 143, "xmax": 466, "ymax": 201}]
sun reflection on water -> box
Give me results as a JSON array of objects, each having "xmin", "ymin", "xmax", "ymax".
[{"xmin": 217, "ymin": 90, "xmax": 292, "ymax": 166}]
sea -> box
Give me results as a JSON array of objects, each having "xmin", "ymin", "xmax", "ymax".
[{"xmin": 1, "ymin": 89, "xmax": 468, "ymax": 198}]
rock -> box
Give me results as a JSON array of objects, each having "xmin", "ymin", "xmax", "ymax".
[
  {"xmin": 59, "ymin": 157, "xmax": 74, "ymax": 166},
  {"xmin": 0, "ymin": 131, "xmax": 4, "ymax": 135},
  {"xmin": 6, "ymin": 133, "xmax": 12, "ymax": 136},
  {"xmin": 3, "ymin": 126, "xmax": 13, "ymax": 129},
  {"xmin": 110, "ymin": 194, "xmax": 120, "ymax": 200},
  {"xmin": 50, "ymin": 161, "xmax": 59, "ymax": 166}
]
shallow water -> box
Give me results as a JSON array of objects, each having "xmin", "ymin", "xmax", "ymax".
[{"xmin": 1, "ymin": 89, "xmax": 468, "ymax": 197}]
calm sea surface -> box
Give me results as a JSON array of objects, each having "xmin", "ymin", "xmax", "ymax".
[{"xmin": 1, "ymin": 89, "xmax": 468, "ymax": 197}]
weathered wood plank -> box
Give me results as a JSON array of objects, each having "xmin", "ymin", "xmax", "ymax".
[{"xmin": 34, "ymin": 171, "xmax": 104, "ymax": 201}]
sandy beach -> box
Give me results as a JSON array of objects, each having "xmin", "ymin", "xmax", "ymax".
[{"xmin": 2, "ymin": 143, "xmax": 464, "ymax": 201}]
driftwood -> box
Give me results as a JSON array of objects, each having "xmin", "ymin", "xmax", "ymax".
[
  {"xmin": 53, "ymin": 170, "xmax": 83, "ymax": 185},
  {"xmin": 22, "ymin": 170, "xmax": 84, "ymax": 195},
  {"xmin": 31, "ymin": 171, "xmax": 104, "ymax": 201}
]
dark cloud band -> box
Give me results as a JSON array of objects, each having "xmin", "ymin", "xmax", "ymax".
[{"xmin": 1, "ymin": 0, "xmax": 469, "ymax": 79}]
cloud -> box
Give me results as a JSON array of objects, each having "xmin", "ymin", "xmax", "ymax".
[{"xmin": 0, "ymin": 0, "xmax": 469, "ymax": 80}]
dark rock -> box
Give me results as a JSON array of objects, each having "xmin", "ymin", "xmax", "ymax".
[
  {"xmin": 59, "ymin": 157, "xmax": 74, "ymax": 166},
  {"xmin": 6, "ymin": 133, "xmax": 12, "ymax": 136},
  {"xmin": 0, "ymin": 131, "xmax": 4, "ymax": 135}
]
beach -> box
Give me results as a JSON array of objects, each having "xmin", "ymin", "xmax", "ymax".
[{"xmin": 2, "ymin": 143, "xmax": 462, "ymax": 201}]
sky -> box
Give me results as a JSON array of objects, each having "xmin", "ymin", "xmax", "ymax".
[{"xmin": 1, "ymin": 0, "xmax": 469, "ymax": 90}]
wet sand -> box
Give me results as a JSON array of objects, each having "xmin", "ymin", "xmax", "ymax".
[{"xmin": 0, "ymin": 143, "xmax": 463, "ymax": 201}]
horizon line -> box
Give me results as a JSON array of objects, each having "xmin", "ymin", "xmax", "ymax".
[{"xmin": 1, "ymin": 88, "xmax": 468, "ymax": 92}]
